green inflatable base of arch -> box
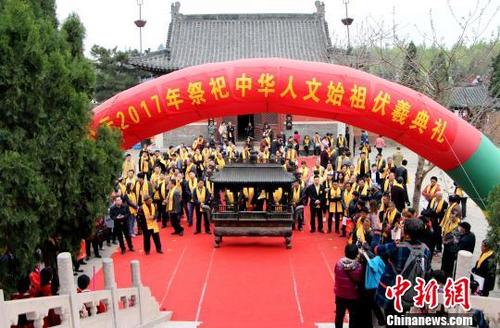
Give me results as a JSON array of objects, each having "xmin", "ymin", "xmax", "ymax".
[{"xmin": 445, "ymin": 135, "xmax": 500, "ymax": 210}]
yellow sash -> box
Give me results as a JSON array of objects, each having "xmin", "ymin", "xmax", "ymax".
[
  {"xmin": 167, "ymin": 188, "xmax": 175, "ymax": 212},
  {"xmin": 430, "ymin": 197, "xmax": 444, "ymax": 213},
  {"xmin": 196, "ymin": 187, "xmax": 206, "ymax": 205},
  {"xmin": 385, "ymin": 208, "xmax": 398, "ymax": 226},
  {"xmin": 440, "ymin": 203, "xmax": 457, "ymax": 232},
  {"xmin": 329, "ymin": 187, "xmax": 342, "ymax": 213},
  {"xmin": 476, "ymin": 250, "xmax": 494, "ymax": 268},
  {"xmin": 292, "ymin": 187, "xmax": 301, "ymax": 203},
  {"xmin": 127, "ymin": 192, "xmax": 137, "ymax": 215},
  {"xmin": 142, "ymin": 203, "xmax": 159, "ymax": 233},
  {"xmin": 118, "ymin": 182, "xmax": 126, "ymax": 195},
  {"xmin": 206, "ymin": 180, "xmax": 214, "ymax": 195}
]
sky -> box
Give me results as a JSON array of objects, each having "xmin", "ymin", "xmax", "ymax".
[{"xmin": 56, "ymin": 0, "xmax": 499, "ymax": 57}]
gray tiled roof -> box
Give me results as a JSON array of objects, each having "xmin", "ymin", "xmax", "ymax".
[
  {"xmin": 448, "ymin": 84, "xmax": 497, "ymax": 109},
  {"xmin": 130, "ymin": 2, "xmax": 335, "ymax": 73},
  {"xmin": 210, "ymin": 164, "xmax": 296, "ymax": 186}
]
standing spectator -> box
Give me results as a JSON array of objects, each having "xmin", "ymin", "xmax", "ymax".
[
  {"xmin": 227, "ymin": 121, "xmax": 235, "ymax": 144},
  {"xmin": 457, "ymin": 222, "xmax": 475, "ymax": 253},
  {"xmin": 109, "ymin": 196, "xmax": 134, "ymax": 255},
  {"xmin": 390, "ymin": 177, "xmax": 407, "ymax": 213},
  {"xmin": 302, "ymin": 135, "xmax": 311, "ymax": 156},
  {"xmin": 392, "ymin": 146, "xmax": 404, "ymax": 167},
  {"xmin": 421, "ymin": 176, "xmax": 441, "ymax": 206},
  {"xmin": 425, "ymin": 192, "xmax": 448, "ymax": 253},
  {"xmin": 207, "ymin": 118, "xmax": 217, "ymax": 145},
  {"xmin": 441, "ymin": 207, "xmax": 461, "ymax": 277},
  {"xmin": 374, "ymin": 218, "xmax": 432, "ymax": 317},
  {"xmin": 218, "ymin": 121, "xmax": 227, "ymax": 143},
  {"xmin": 193, "ymin": 180, "xmax": 211, "ymax": 234},
  {"xmin": 292, "ymin": 130, "xmax": 301, "ymax": 152},
  {"xmin": 360, "ymin": 130, "xmax": 369, "ymax": 146},
  {"xmin": 167, "ymin": 179, "xmax": 184, "ymax": 236},
  {"xmin": 375, "ymin": 135, "xmax": 385, "ymax": 155},
  {"xmin": 305, "ymin": 175, "xmax": 325, "ymax": 233},
  {"xmin": 334, "ymin": 244, "xmax": 362, "ymax": 328},
  {"xmin": 137, "ymin": 195, "xmax": 163, "ymax": 255},
  {"xmin": 471, "ymin": 240, "xmax": 497, "ymax": 296}
]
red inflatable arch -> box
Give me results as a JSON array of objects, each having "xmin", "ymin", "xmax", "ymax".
[{"xmin": 92, "ymin": 58, "xmax": 499, "ymax": 208}]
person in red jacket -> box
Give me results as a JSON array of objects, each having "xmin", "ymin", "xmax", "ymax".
[{"xmin": 334, "ymin": 243, "xmax": 363, "ymax": 328}]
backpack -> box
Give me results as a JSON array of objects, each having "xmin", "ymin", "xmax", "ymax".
[{"xmin": 392, "ymin": 242, "xmax": 429, "ymax": 311}]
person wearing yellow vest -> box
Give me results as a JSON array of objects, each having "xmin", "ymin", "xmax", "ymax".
[
  {"xmin": 193, "ymin": 180, "xmax": 211, "ymax": 234},
  {"xmin": 124, "ymin": 183, "xmax": 139, "ymax": 236},
  {"xmin": 381, "ymin": 201, "xmax": 401, "ymax": 243},
  {"xmin": 355, "ymin": 152, "xmax": 370, "ymax": 178},
  {"xmin": 303, "ymin": 135, "xmax": 311, "ymax": 156},
  {"xmin": 290, "ymin": 180, "xmax": 304, "ymax": 231},
  {"xmin": 116, "ymin": 177, "xmax": 127, "ymax": 196},
  {"xmin": 134, "ymin": 173, "xmax": 153, "ymax": 206},
  {"xmin": 297, "ymin": 161, "xmax": 309, "ymax": 185},
  {"xmin": 155, "ymin": 173, "xmax": 169, "ymax": 228},
  {"xmin": 313, "ymin": 132, "xmax": 321, "ymax": 155},
  {"xmin": 422, "ymin": 176, "xmax": 441, "ymax": 206},
  {"xmin": 167, "ymin": 179, "xmax": 184, "ymax": 236},
  {"xmin": 109, "ymin": 196, "xmax": 134, "ymax": 254},
  {"xmin": 355, "ymin": 178, "xmax": 370, "ymax": 202},
  {"xmin": 285, "ymin": 144, "xmax": 297, "ymax": 163},
  {"xmin": 125, "ymin": 169, "xmax": 136, "ymax": 188},
  {"xmin": 216, "ymin": 153, "xmax": 226, "ymax": 170},
  {"xmin": 440, "ymin": 201, "xmax": 461, "ymax": 277},
  {"xmin": 122, "ymin": 153, "xmax": 135, "ymax": 179},
  {"xmin": 138, "ymin": 152, "xmax": 151, "ymax": 179},
  {"xmin": 241, "ymin": 145, "xmax": 251, "ymax": 162},
  {"xmin": 336, "ymin": 133, "xmax": 346, "ymax": 150},
  {"xmin": 138, "ymin": 195, "xmax": 162, "ymax": 255},
  {"xmin": 328, "ymin": 180, "xmax": 344, "ymax": 233},
  {"xmin": 453, "ymin": 182, "xmax": 467, "ymax": 219},
  {"xmin": 425, "ymin": 192, "xmax": 448, "ymax": 253},
  {"xmin": 472, "ymin": 240, "xmax": 497, "ymax": 296},
  {"xmin": 186, "ymin": 171, "xmax": 197, "ymax": 227}
]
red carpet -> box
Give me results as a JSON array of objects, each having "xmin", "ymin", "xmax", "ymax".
[{"xmin": 93, "ymin": 158, "xmax": 346, "ymax": 328}]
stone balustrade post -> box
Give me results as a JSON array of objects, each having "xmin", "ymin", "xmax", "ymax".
[
  {"xmin": 57, "ymin": 252, "xmax": 80, "ymax": 328},
  {"xmin": 103, "ymin": 258, "xmax": 119, "ymax": 328},
  {"xmin": 0, "ymin": 289, "xmax": 10, "ymax": 327},
  {"xmin": 455, "ymin": 250, "xmax": 473, "ymax": 279},
  {"xmin": 131, "ymin": 260, "xmax": 144, "ymax": 325}
]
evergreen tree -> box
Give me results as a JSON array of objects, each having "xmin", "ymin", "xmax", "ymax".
[
  {"xmin": 0, "ymin": 0, "xmax": 122, "ymax": 293},
  {"xmin": 91, "ymin": 46, "xmax": 144, "ymax": 102},
  {"xmin": 399, "ymin": 41, "xmax": 420, "ymax": 90},
  {"xmin": 489, "ymin": 52, "xmax": 500, "ymax": 98}
]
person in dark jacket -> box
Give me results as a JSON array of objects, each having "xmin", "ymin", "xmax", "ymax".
[
  {"xmin": 395, "ymin": 159, "xmax": 410, "ymax": 205},
  {"xmin": 457, "ymin": 222, "xmax": 475, "ymax": 253},
  {"xmin": 109, "ymin": 196, "xmax": 134, "ymax": 254},
  {"xmin": 334, "ymin": 244, "xmax": 362, "ymax": 328},
  {"xmin": 472, "ymin": 240, "xmax": 496, "ymax": 296},
  {"xmin": 305, "ymin": 175, "xmax": 325, "ymax": 233},
  {"xmin": 390, "ymin": 177, "xmax": 407, "ymax": 212}
]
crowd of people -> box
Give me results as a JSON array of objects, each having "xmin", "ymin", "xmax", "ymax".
[{"xmin": 9, "ymin": 121, "xmax": 497, "ymax": 327}]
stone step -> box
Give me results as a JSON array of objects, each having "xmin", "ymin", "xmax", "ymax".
[{"xmin": 153, "ymin": 321, "xmax": 201, "ymax": 328}]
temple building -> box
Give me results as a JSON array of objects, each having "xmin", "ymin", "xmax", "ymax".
[{"xmin": 130, "ymin": 1, "xmax": 346, "ymax": 146}]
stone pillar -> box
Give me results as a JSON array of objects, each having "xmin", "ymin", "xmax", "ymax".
[
  {"xmin": 0, "ymin": 289, "xmax": 10, "ymax": 328},
  {"xmin": 131, "ymin": 260, "xmax": 144, "ymax": 325},
  {"xmin": 455, "ymin": 250, "xmax": 473, "ymax": 279},
  {"xmin": 131, "ymin": 260, "xmax": 142, "ymax": 287},
  {"xmin": 103, "ymin": 258, "xmax": 117, "ymax": 290},
  {"xmin": 57, "ymin": 252, "xmax": 81, "ymax": 328},
  {"xmin": 103, "ymin": 258, "xmax": 118, "ymax": 328}
]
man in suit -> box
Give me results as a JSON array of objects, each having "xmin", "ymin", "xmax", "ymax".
[
  {"xmin": 137, "ymin": 195, "xmax": 162, "ymax": 255},
  {"xmin": 167, "ymin": 179, "xmax": 184, "ymax": 236},
  {"xmin": 369, "ymin": 164, "xmax": 382, "ymax": 188},
  {"xmin": 395, "ymin": 159, "xmax": 410, "ymax": 206},
  {"xmin": 305, "ymin": 175, "xmax": 325, "ymax": 233},
  {"xmin": 193, "ymin": 179, "xmax": 211, "ymax": 234},
  {"xmin": 426, "ymin": 191, "xmax": 448, "ymax": 253},
  {"xmin": 390, "ymin": 177, "xmax": 407, "ymax": 213},
  {"xmin": 290, "ymin": 180, "xmax": 305, "ymax": 231}
]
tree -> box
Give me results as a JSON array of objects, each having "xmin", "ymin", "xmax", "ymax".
[
  {"xmin": 400, "ymin": 42, "xmax": 421, "ymax": 90},
  {"xmin": 91, "ymin": 46, "xmax": 145, "ymax": 102},
  {"xmin": 485, "ymin": 185, "xmax": 500, "ymax": 274},
  {"xmin": 0, "ymin": 0, "xmax": 122, "ymax": 294},
  {"xmin": 489, "ymin": 52, "xmax": 500, "ymax": 98}
]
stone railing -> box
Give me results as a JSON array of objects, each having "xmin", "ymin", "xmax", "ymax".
[{"xmin": 0, "ymin": 252, "xmax": 172, "ymax": 328}]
